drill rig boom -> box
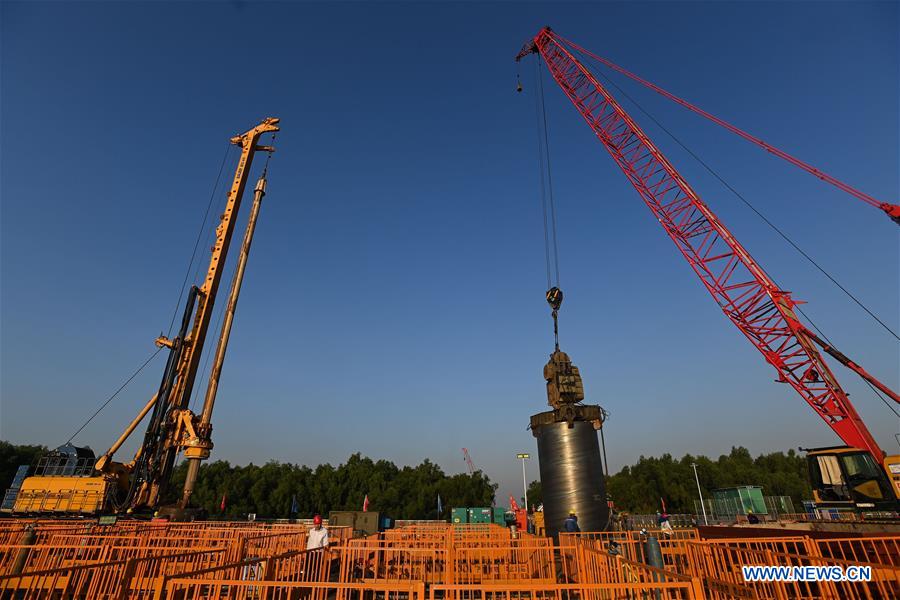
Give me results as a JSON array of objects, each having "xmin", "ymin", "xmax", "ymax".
[{"xmin": 10, "ymin": 118, "xmax": 279, "ymax": 516}]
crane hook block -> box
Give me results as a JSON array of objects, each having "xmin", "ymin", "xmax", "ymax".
[{"xmin": 546, "ymin": 287, "xmax": 563, "ymax": 311}]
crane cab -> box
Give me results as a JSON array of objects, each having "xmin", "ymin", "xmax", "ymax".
[{"xmin": 805, "ymin": 446, "xmax": 900, "ymax": 515}]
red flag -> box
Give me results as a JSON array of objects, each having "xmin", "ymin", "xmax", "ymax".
[
  {"xmin": 220, "ymin": 492, "xmax": 227, "ymax": 513},
  {"xmin": 660, "ymin": 497, "xmax": 666, "ymax": 513},
  {"xmin": 363, "ymin": 494, "xmax": 369, "ymax": 512}
]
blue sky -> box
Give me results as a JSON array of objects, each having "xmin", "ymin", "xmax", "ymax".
[{"xmin": 1, "ymin": 1, "xmax": 897, "ymax": 503}]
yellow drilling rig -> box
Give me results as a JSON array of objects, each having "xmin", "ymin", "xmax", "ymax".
[{"xmin": 3, "ymin": 118, "xmax": 280, "ymax": 518}]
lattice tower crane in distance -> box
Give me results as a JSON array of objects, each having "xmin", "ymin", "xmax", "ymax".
[
  {"xmin": 517, "ymin": 28, "xmax": 900, "ymax": 514},
  {"xmin": 7, "ymin": 118, "xmax": 280, "ymax": 518},
  {"xmin": 462, "ymin": 448, "xmax": 477, "ymax": 475}
]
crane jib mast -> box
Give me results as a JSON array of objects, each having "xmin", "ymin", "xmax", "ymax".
[
  {"xmin": 98, "ymin": 117, "xmax": 280, "ymax": 514},
  {"xmin": 7, "ymin": 118, "xmax": 280, "ymax": 516},
  {"xmin": 516, "ymin": 28, "xmax": 897, "ymax": 463}
]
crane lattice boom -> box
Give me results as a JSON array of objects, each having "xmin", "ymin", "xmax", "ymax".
[
  {"xmin": 517, "ymin": 28, "xmax": 889, "ymax": 459},
  {"xmin": 462, "ymin": 448, "xmax": 476, "ymax": 474}
]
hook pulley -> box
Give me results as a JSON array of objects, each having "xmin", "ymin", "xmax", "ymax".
[{"xmin": 547, "ymin": 287, "xmax": 563, "ymax": 351}]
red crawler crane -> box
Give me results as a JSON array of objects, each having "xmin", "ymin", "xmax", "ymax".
[{"xmin": 517, "ymin": 28, "xmax": 900, "ymax": 513}]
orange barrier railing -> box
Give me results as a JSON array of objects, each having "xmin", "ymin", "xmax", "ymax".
[
  {"xmin": 559, "ymin": 529, "xmax": 699, "ymax": 545},
  {"xmin": 340, "ymin": 542, "xmax": 449, "ymax": 584},
  {"xmin": 0, "ymin": 521, "xmax": 331, "ymax": 575},
  {"xmin": 430, "ymin": 581, "xmax": 701, "ymax": 600},
  {"xmin": 814, "ymin": 535, "xmax": 900, "ymax": 566},
  {"xmin": 3, "ymin": 518, "xmax": 899, "ymax": 599},
  {"xmin": 1, "ymin": 547, "xmax": 232, "ymax": 598},
  {"xmin": 451, "ymin": 544, "xmax": 555, "ymax": 584},
  {"xmin": 160, "ymin": 547, "xmax": 334, "ymax": 589},
  {"xmin": 684, "ymin": 539, "xmax": 900, "ymax": 599},
  {"xmin": 341, "ymin": 528, "xmax": 554, "ymax": 586},
  {"xmin": 760, "ymin": 548, "xmax": 900, "ymax": 600},
  {"xmin": 164, "ymin": 579, "xmax": 425, "ymax": 600},
  {"xmin": 0, "ymin": 523, "xmax": 94, "ymax": 545}
]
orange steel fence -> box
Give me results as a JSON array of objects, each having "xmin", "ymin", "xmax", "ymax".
[
  {"xmin": 430, "ymin": 581, "xmax": 701, "ymax": 600},
  {"xmin": 684, "ymin": 540, "xmax": 900, "ymax": 599},
  {"xmin": 340, "ymin": 527, "xmax": 554, "ymax": 585},
  {"xmin": 814, "ymin": 535, "xmax": 900, "ymax": 565},
  {"xmin": 0, "ymin": 546, "xmax": 229, "ymax": 599},
  {"xmin": 340, "ymin": 544, "xmax": 449, "ymax": 585},
  {"xmin": 165, "ymin": 579, "xmax": 425, "ymax": 600},
  {"xmin": 2, "ymin": 519, "xmax": 899, "ymax": 599}
]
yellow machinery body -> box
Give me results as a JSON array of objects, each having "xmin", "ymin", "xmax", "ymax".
[
  {"xmin": 12, "ymin": 475, "xmax": 113, "ymax": 514},
  {"xmin": 807, "ymin": 446, "xmax": 900, "ymax": 513},
  {"xmin": 6, "ymin": 118, "xmax": 279, "ymax": 517}
]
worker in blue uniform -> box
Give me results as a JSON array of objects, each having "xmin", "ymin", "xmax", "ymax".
[{"xmin": 563, "ymin": 509, "xmax": 580, "ymax": 532}]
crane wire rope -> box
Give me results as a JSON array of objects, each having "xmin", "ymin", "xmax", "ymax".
[
  {"xmin": 533, "ymin": 59, "xmax": 562, "ymax": 290},
  {"xmin": 572, "ymin": 49, "xmax": 899, "ymax": 343},
  {"xmin": 65, "ymin": 143, "xmax": 235, "ymax": 445},
  {"xmin": 529, "ymin": 67, "xmax": 616, "ymax": 524},
  {"xmin": 188, "ymin": 140, "xmax": 275, "ymax": 415},
  {"xmin": 168, "ymin": 142, "xmax": 234, "ymax": 337},
  {"xmin": 552, "ymin": 32, "xmax": 898, "ymax": 221},
  {"xmin": 190, "ymin": 149, "xmax": 239, "ymax": 288},
  {"xmin": 566, "ymin": 48, "xmax": 900, "ymax": 420},
  {"xmin": 533, "ymin": 59, "xmax": 553, "ymax": 290},
  {"xmin": 65, "ymin": 347, "xmax": 164, "ymax": 444},
  {"xmin": 796, "ymin": 305, "xmax": 900, "ymax": 420}
]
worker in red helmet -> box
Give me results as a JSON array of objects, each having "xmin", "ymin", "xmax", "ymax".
[{"xmin": 306, "ymin": 514, "xmax": 329, "ymax": 550}]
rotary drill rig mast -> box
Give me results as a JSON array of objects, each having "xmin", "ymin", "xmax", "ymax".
[{"xmin": 9, "ymin": 118, "xmax": 279, "ymax": 517}]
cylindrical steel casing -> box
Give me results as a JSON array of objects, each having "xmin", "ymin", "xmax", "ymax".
[{"xmin": 533, "ymin": 418, "xmax": 608, "ymax": 539}]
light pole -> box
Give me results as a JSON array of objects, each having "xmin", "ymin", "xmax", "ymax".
[
  {"xmin": 692, "ymin": 462, "xmax": 708, "ymax": 525},
  {"xmin": 516, "ymin": 453, "xmax": 530, "ymax": 512}
]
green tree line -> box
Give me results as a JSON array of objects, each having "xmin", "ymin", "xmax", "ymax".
[
  {"xmin": 162, "ymin": 453, "xmax": 496, "ymax": 519},
  {"xmin": 0, "ymin": 441, "xmax": 46, "ymax": 493},
  {"xmin": 2, "ymin": 442, "xmax": 809, "ymax": 518}
]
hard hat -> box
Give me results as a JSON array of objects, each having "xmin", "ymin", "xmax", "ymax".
[
  {"xmin": 569, "ymin": 509, "xmax": 576, "ymax": 515},
  {"xmin": 313, "ymin": 514, "xmax": 323, "ymax": 525}
]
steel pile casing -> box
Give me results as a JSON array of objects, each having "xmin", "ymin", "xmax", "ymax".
[{"xmin": 532, "ymin": 410, "xmax": 608, "ymax": 539}]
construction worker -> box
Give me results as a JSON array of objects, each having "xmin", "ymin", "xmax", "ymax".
[
  {"xmin": 306, "ymin": 514, "xmax": 329, "ymax": 550},
  {"xmin": 563, "ymin": 509, "xmax": 580, "ymax": 533},
  {"xmin": 658, "ymin": 512, "xmax": 674, "ymax": 537},
  {"xmin": 747, "ymin": 509, "xmax": 760, "ymax": 524}
]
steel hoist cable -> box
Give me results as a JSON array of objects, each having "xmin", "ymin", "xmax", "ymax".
[
  {"xmin": 574, "ymin": 49, "xmax": 899, "ymax": 344},
  {"xmin": 551, "ymin": 32, "xmax": 900, "ymax": 224},
  {"xmin": 65, "ymin": 347, "xmax": 164, "ymax": 444},
  {"xmin": 533, "ymin": 59, "xmax": 553, "ymax": 291},
  {"xmin": 568, "ymin": 47, "xmax": 899, "ymax": 421},
  {"xmin": 575, "ymin": 49, "xmax": 899, "ymax": 342},
  {"xmin": 531, "ymin": 59, "xmax": 567, "ymax": 350},
  {"xmin": 168, "ymin": 142, "xmax": 234, "ymax": 337},
  {"xmin": 67, "ymin": 143, "xmax": 236, "ymax": 444}
]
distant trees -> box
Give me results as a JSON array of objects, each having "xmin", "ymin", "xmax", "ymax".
[
  {"xmin": 605, "ymin": 447, "xmax": 810, "ymax": 513},
  {"xmin": 526, "ymin": 480, "xmax": 542, "ymax": 508},
  {"xmin": 0, "ymin": 441, "xmax": 810, "ymax": 518},
  {"xmin": 0, "ymin": 441, "xmax": 46, "ymax": 491},
  {"xmin": 165, "ymin": 452, "xmax": 498, "ymax": 519}
]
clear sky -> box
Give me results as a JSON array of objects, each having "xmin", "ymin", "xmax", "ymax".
[{"xmin": 1, "ymin": 1, "xmax": 897, "ymax": 504}]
